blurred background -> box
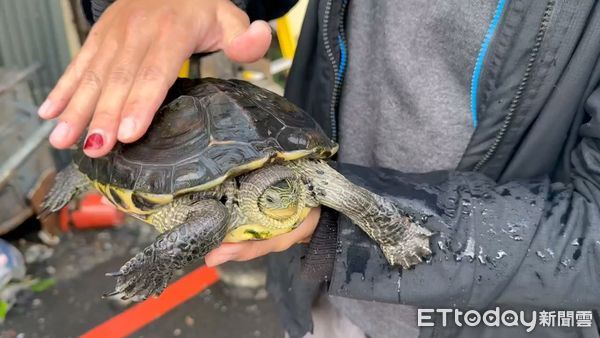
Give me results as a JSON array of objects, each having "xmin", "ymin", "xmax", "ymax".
[{"xmin": 0, "ymin": 0, "xmax": 308, "ymax": 337}]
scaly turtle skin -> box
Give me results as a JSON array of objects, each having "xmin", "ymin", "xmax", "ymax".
[{"xmin": 41, "ymin": 78, "xmax": 432, "ymax": 300}]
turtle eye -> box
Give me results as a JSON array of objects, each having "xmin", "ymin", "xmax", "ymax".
[{"xmin": 266, "ymin": 196, "xmax": 275, "ymax": 203}]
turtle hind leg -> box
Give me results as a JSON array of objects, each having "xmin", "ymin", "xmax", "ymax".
[
  {"xmin": 38, "ymin": 164, "xmax": 89, "ymax": 219},
  {"xmin": 105, "ymin": 199, "xmax": 229, "ymax": 300}
]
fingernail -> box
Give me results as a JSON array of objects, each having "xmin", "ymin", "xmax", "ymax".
[
  {"xmin": 38, "ymin": 99, "xmax": 53, "ymax": 118},
  {"xmin": 118, "ymin": 117, "xmax": 137, "ymax": 141},
  {"xmin": 84, "ymin": 132, "xmax": 104, "ymax": 150},
  {"xmin": 49, "ymin": 121, "xmax": 70, "ymax": 143}
]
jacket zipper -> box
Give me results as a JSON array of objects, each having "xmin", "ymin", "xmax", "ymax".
[
  {"xmin": 471, "ymin": 0, "xmax": 508, "ymax": 128},
  {"xmin": 474, "ymin": 0, "xmax": 555, "ymax": 171},
  {"xmin": 322, "ymin": 0, "xmax": 349, "ymax": 142}
]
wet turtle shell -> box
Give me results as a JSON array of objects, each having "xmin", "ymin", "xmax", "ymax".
[{"xmin": 73, "ymin": 77, "xmax": 338, "ymax": 197}]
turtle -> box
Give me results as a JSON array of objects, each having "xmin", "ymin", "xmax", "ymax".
[{"xmin": 40, "ymin": 77, "xmax": 432, "ymax": 299}]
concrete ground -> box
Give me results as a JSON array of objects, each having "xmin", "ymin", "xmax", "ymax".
[{"xmin": 0, "ymin": 218, "xmax": 284, "ymax": 338}]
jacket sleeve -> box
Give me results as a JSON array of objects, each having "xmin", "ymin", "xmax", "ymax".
[
  {"xmin": 80, "ymin": 0, "xmax": 297, "ymax": 24},
  {"xmin": 321, "ymin": 86, "xmax": 600, "ymax": 310},
  {"xmin": 241, "ymin": 0, "xmax": 299, "ymax": 22}
]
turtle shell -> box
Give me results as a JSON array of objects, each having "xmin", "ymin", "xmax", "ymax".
[{"xmin": 73, "ymin": 77, "xmax": 338, "ymax": 196}]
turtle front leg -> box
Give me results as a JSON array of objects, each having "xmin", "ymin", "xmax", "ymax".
[
  {"xmin": 296, "ymin": 160, "xmax": 433, "ymax": 269},
  {"xmin": 39, "ymin": 163, "xmax": 89, "ymax": 219},
  {"xmin": 105, "ymin": 199, "xmax": 229, "ymax": 300}
]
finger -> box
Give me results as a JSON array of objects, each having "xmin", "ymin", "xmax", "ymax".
[
  {"xmin": 205, "ymin": 208, "xmax": 323, "ymax": 266},
  {"xmin": 272, "ymin": 207, "xmax": 322, "ymax": 249},
  {"xmin": 208, "ymin": 243, "xmax": 244, "ymax": 257},
  {"xmin": 298, "ymin": 235, "xmax": 312, "ymax": 244},
  {"xmin": 235, "ymin": 241, "xmax": 275, "ymax": 261},
  {"xmin": 117, "ymin": 26, "xmax": 193, "ymax": 143},
  {"xmin": 222, "ymin": 20, "xmax": 272, "ymax": 63},
  {"xmin": 39, "ymin": 27, "xmax": 104, "ymax": 119},
  {"xmin": 205, "ymin": 243, "xmax": 244, "ymax": 267},
  {"xmin": 206, "ymin": 241, "xmax": 267, "ymax": 266},
  {"xmin": 84, "ymin": 20, "xmax": 153, "ymax": 157},
  {"xmin": 215, "ymin": 3, "xmax": 271, "ymax": 63},
  {"xmin": 50, "ymin": 38, "xmax": 119, "ymax": 149}
]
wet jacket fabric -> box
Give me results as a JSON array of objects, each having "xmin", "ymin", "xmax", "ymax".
[{"xmin": 82, "ymin": 0, "xmax": 600, "ymax": 337}]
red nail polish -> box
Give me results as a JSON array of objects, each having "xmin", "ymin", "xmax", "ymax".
[{"xmin": 84, "ymin": 133, "xmax": 104, "ymax": 150}]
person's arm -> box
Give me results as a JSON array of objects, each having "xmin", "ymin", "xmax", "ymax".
[{"xmin": 318, "ymin": 86, "xmax": 600, "ymax": 309}]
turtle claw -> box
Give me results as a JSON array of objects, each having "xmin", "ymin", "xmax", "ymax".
[
  {"xmin": 105, "ymin": 271, "xmax": 123, "ymax": 277},
  {"xmin": 102, "ymin": 289, "xmax": 121, "ymax": 298},
  {"xmin": 105, "ymin": 251, "xmax": 174, "ymax": 301},
  {"xmin": 382, "ymin": 222, "xmax": 433, "ymax": 269}
]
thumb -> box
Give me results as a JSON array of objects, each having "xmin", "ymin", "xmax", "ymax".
[{"xmin": 218, "ymin": 7, "xmax": 272, "ymax": 63}]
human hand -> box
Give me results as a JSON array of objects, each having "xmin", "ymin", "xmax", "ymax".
[
  {"xmin": 39, "ymin": 0, "xmax": 272, "ymax": 157},
  {"xmin": 205, "ymin": 207, "xmax": 322, "ymax": 267}
]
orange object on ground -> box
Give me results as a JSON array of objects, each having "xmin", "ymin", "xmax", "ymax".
[
  {"xmin": 59, "ymin": 193, "xmax": 124, "ymax": 231},
  {"xmin": 81, "ymin": 265, "xmax": 219, "ymax": 338}
]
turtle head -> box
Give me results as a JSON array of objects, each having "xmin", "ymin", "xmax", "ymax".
[
  {"xmin": 259, "ymin": 179, "xmax": 300, "ymax": 220},
  {"xmin": 223, "ymin": 165, "xmax": 313, "ymax": 242}
]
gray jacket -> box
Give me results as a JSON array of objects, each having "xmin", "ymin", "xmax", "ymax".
[{"xmin": 260, "ymin": 0, "xmax": 600, "ymax": 337}]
